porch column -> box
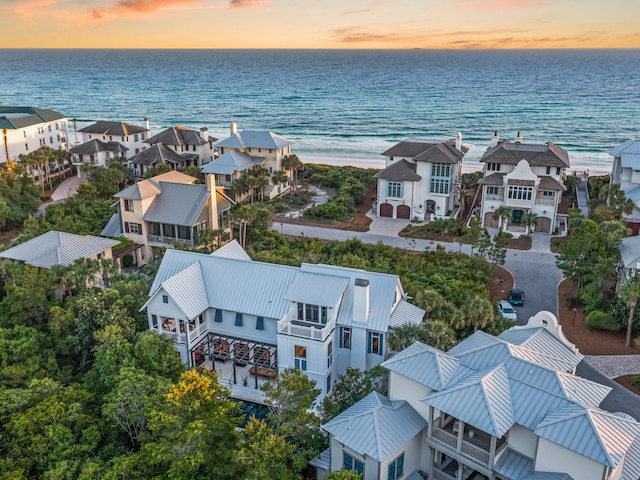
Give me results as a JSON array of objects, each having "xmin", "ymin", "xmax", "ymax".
[
  {"xmin": 457, "ymin": 420, "xmax": 464, "ymax": 453},
  {"xmin": 427, "ymin": 406, "xmax": 433, "ymax": 438},
  {"xmin": 489, "ymin": 436, "xmax": 497, "ymax": 467}
]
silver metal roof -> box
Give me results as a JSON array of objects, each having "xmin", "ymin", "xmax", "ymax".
[
  {"xmin": 322, "ymin": 391, "xmax": 427, "ymax": 461},
  {"xmin": 382, "ymin": 341, "xmax": 459, "ymax": 390},
  {"xmin": 142, "ymin": 182, "xmax": 209, "ymax": 226},
  {"xmin": 0, "ymin": 231, "xmax": 118, "ymax": 269},
  {"xmin": 389, "ymin": 300, "xmax": 425, "ymax": 328},
  {"xmin": 210, "ymin": 239, "xmax": 252, "ymax": 261},
  {"xmin": 309, "ymin": 448, "xmax": 330, "ymax": 470},
  {"xmin": 201, "ymin": 150, "xmax": 263, "ymax": 175},
  {"xmin": 215, "ymin": 130, "xmax": 294, "ymax": 150},
  {"xmin": 101, "ymin": 213, "xmax": 123, "ymax": 238},
  {"xmin": 610, "ymin": 139, "xmax": 640, "ymax": 158},
  {"xmin": 619, "ymin": 235, "xmax": 640, "ymax": 269},
  {"xmin": 498, "ymin": 328, "xmax": 583, "ymax": 368},
  {"xmin": 494, "ymin": 448, "xmax": 533, "ymax": 480},
  {"xmin": 424, "ymin": 364, "xmax": 515, "ymax": 437},
  {"xmin": 160, "ymin": 262, "xmax": 209, "ymax": 319},
  {"xmin": 114, "ymin": 171, "xmax": 195, "ymax": 199},
  {"xmin": 283, "ymin": 271, "xmax": 349, "ymax": 307}
]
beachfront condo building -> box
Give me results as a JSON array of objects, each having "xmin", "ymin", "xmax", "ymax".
[
  {"xmin": 203, "ymin": 121, "xmax": 295, "ymax": 202},
  {"xmin": 141, "ymin": 242, "xmax": 425, "ymax": 401},
  {"xmin": 101, "ymin": 171, "xmax": 232, "ymax": 265},
  {"xmin": 478, "ymin": 131, "xmax": 569, "ymax": 235},
  {"xmin": 373, "ymin": 135, "xmax": 468, "ymax": 221},
  {"xmin": 312, "ymin": 311, "xmax": 640, "ymax": 480},
  {"xmin": 610, "ymin": 139, "xmax": 640, "ymax": 235},
  {"xmin": 0, "ymin": 106, "xmax": 68, "ymax": 165}
]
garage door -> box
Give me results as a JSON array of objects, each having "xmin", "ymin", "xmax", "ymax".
[
  {"xmin": 380, "ymin": 203, "xmax": 393, "ymax": 217},
  {"xmin": 397, "ymin": 205, "xmax": 411, "ymax": 219}
]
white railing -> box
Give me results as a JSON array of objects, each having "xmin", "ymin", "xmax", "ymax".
[
  {"xmin": 432, "ymin": 427, "xmax": 457, "ymax": 449},
  {"xmin": 148, "ymin": 234, "xmax": 165, "ymax": 244},
  {"xmin": 485, "ymin": 194, "xmax": 503, "ymax": 201},
  {"xmin": 278, "ymin": 322, "xmax": 326, "ymax": 341},
  {"xmin": 462, "ymin": 440, "xmax": 490, "ymax": 465},
  {"xmin": 535, "ymin": 198, "xmax": 555, "ymax": 206},
  {"xmin": 432, "ymin": 468, "xmax": 456, "ymax": 480}
]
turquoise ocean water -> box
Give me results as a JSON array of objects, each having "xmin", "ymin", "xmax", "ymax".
[{"xmin": 1, "ymin": 49, "xmax": 639, "ymax": 172}]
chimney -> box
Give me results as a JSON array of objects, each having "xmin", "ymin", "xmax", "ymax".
[
  {"xmin": 206, "ymin": 173, "xmax": 219, "ymax": 230},
  {"xmin": 490, "ymin": 130, "xmax": 500, "ymax": 148},
  {"xmin": 455, "ymin": 132, "xmax": 462, "ymax": 151},
  {"xmin": 353, "ymin": 278, "xmax": 370, "ymax": 324},
  {"xmin": 230, "ymin": 121, "xmax": 238, "ymax": 136},
  {"xmin": 144, "ymin": 117, "xmax": 150, "ymax": 131},
  {"xmin": 200, "ymin": 127, "xmax": 208, "ymax": 141},
  {"xmin": 515, "ymin": 131, "xmax": 523, "ymax": 143}
]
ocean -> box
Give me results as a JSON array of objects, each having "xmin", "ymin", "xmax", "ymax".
[{"xmin": 1, "ymin": 48, "xmax": 639, "ymax": 173}]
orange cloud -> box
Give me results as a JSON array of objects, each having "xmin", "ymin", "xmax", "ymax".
[
  {"xmin": 228, "ymin": 0, "xmax": 269, "ymax": 9},
  {"xmin": 457, "ymin": 0, "xmax": 547, "ymax": 10},
  {"xmin": 91, "ymin": 0, "xmax": 198, "ymax": 19}
]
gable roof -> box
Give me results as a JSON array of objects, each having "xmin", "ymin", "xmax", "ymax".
[
  {"xmin": 69, "ymin": 139, "xmax": 128, "ymax": 155},
  {"xmin": 101, "ymin": 213, "xmax": 123, "ymax": 238},
  {"xmin": 284, "ymin": 271, "xmax": 350, "ymax": 307},
  {"xmin": 114, "ymin": 171, "xmax": 195, "ymax": 199},
  {"xmin": 0, "ymin": 106, "xmax": 66, "ymax": 129},
  {"xmin": 142, "ymin": 182, "xmax": 210, "ymax": 226},
  {"xmin": 322, "ymin": 391, "xmax": 427, "ymax": 461},
  {"xmin": 413, "ymin": 142, "xmax": 465, "ymax": 164},
  {"xmin": 381, "ymin": 137, "xmax": 468, "ymax": 158},
  {"xmin": 129, "ymin": 143, "xmax": 189, "ymax": 166},
  {"xmin": 215, "ymin": 130, "xmax": 293, "ymax": 150},
  {"xmin": 619, "ymin": 235, "xmax": 640, "ymax": 269},
  {"xmin": 373, "ymin": 159, "xmax": 421, "ymax": 182},
  {"xmin": 78, "ymin": 120, "xmax": 148, "ymax": 136},
  {"xmin": 201, "ymin": 150, "xmax": 264, "ymax": 175},
  {"xmin": 145, "ymin": 125, "xmax": 210, "ymax": 146},
  {"xmin": 0, "ymin": 231, "xmax": 118, "ymax": 268},
  {"xmin": 389, "ymin": 300, "xmax": 426, "ymax": 328},
  {"xmin": 210, "ymin": 239, "xmax": 252, "ymax": 261},
  {"xmin": 481, "ymin": 141, "xmax": 570, "ymax": 168},
  {"xmin": 610, "ymin": 139, "xmax": 640, "ymax": 170},
  {"xmin": 159, "ymin": 261, "xmax": 209, "ymax": 320}
]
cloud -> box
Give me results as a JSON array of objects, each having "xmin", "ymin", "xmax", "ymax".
[
  {"xmin": 457, "ymin": 0, "xmax": 547, "ymax": 11},
  {"xmin": 228, "ymin": 0, "xmax": 269, "ymax": 9},
  {"xmin": 90, "ymin": 0, "xmax": 198, "ymax": 19}
]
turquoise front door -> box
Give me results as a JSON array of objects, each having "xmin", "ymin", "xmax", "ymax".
[{"xmin": 512, "ymin": 209, "xmax": 524, "ymax": 224}]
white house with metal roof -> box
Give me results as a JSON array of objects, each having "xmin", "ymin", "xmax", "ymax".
[
  {"xmin": 610, "ymin": 139, "xmax": 640, "ymax": 234},
  {"xmin": 617, "ymin": 235, "xmax": 640, "ymax": 289},
  {"xmin": 478, "ymin": 131, "xmax": 570, "ymax": 235},
  {"xmin": 78, "ymin": 119, "xmax": 150, "ymax": 159},
  {"xmin": 69, "ymin": 139, "xmax": 129, "ymax": 178},
  {"xmin": 374, "ymin": 135, "xmax": 468, "ymax": 221},
  {"xmin": 141, "ymin": 245, "xmax": 425, "ymax": 399},
  {"xmin": 0, "ymin": 106, "xmax": 68, "ymax": 165},
  {"xmin": 144, "ymin": 125, "xmax": 216, "ymax": 169},
  {"xmin": 204, "ymin": 121, "xmax": 294, "ymax": 200},
  {"xmin": 102, "ymin": 171, "xmax": 232, "ymax": 264},
  {"xmin": 313, "ymin": 311, "xmax": 640, "ymax": 480}
]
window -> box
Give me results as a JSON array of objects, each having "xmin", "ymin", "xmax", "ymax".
[
  {"xmin": 256, "ymin": 316, "xmax": 264, "ymax": 330},
  {"xmin": 297, "ymin": 302, "xmax": 304, "ymax": 320},
  {"xmin": 327, "ymin": 373, "xmax": 332, "ymax": 394},
  {"xmin": 388, "ymin": 453, "xmax": 404, "ymax": 480},
  {"xmin": 368, "ymin": 332, "xmax": 383, "ymax": 355},
  {"xmin": 387, "ymin": 181, "xmax": 403, "ymax": 198},
  {"xmin": 294, "ymin": 345, "xmax": 307, "ymax": 370},
  {"xmin": 389, "ymin": 156, "xmax": 394, "ymax": 161},
  {"xmin": 49, "ymin": 136, "xmax": 53, "ymax": 144},
  {"xmin": 507, "ymin": 186, "xmax": 533, "ymax": 201},
  {"xmin": 162, "ymin": 295, "xmax": 169, "ymax": 304},
  {"xmin": 151, "ymin": 314, "xmax": 158, "ymax": 328},
  {"xmin": 343, "ymin": 453, "xmax": 364, "ymax": 476},
  {"xmin": 556, "ymin": 167, "xmax": 561, "ymax": 175},
  {"xmin": 23, "ymin": 131, "xmax": 26, "ymax": 138},
  {"xmin": 134, "ymin": 134, "xmax": 138, "ymax": 142},
  {"xmin": 25, "ymin": 143, "xmax": 28, "ymax": 151},
  {"xmin": 542, "ymin": 190, "xmax": 555, "ymax": 197},
  {"xmin": 48, "ymin": 124, "xmax": 51, "ymax": 132},
  {"xmin": 124, "ymin": 222, "xmax": 142, "ymax": 234},
  {"xmin": 340, "ymin": 327, "xmax": 351, "ymax": 349},
  {"xmin": 487, "ymin": 162, "xmax": 501, "ymax": 171},
  {"xmin": 546, "ymin": 166, "xmax": 551, "ymax": 174},
  {"xmin": 214, "ymin": 309, "xmax": 223, "ymax": 322},
  {"xmin": 177, "ymin": 226, "xmax": 191, "ymax": 240},
  {"xmin": 321, "ymin": 306, "xmax": 327, "ymax": 324},
  {"xmin": 163, "ymin": 224, "xmax": 175, "ymax": 238},
  {"xmin": 431, "ymin": 163, "xmax": 451, "ymax": 177},
  {"xmin": 327, "ymin": 341, "xmax": 333, "ymax": 368},
  {"xmin": 487, "ymin": 186, "xmax": 500, "ymax": 195},
  {"xmin": 235, "ymin": 312, "xmax": 243, "ymax": 327},
  {"xmin": 123, "ymin": 199, "xmax": 134, "ymax": 212},
  {"xmin": 430, "ymin": 178, "xmax": 450, "ymax": 194},
  {"xmin": 306, "ymin": 304, "xmax": 319, "ymax": 323}
]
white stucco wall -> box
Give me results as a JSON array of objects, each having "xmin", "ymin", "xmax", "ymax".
[
  {"xmin": 387, "ymin": 372, "xmax": 432, "ymax": 419},
  {"xmin": 379, "ymin": 435, "xmax": 424, "ymax": 480},
  {"xmin": 535, "ymin": 438, "xmax": 606, "ymax": 480},
  {"xmin": 506, "ymin": 424, "xmax": 537, "ymax": 459},
  {"xmin": 3, "ymin": 119, "xmax": 68, "ymax": 164}
]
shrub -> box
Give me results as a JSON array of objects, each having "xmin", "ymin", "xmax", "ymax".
[
  {"xmin": 122, "ymin": 253, "xmax": 134, "ymax": 268},
  {"xmin": 630, "ymin": 376, "xmax": 640, "ymax": 392},
  {"xmin": 585, "ymin": 310, "xmax": 620, "ymax": 332}
]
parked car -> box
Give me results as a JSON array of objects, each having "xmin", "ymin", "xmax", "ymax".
[
  {"xmin": 498, "ymin": 300, "xmax": 518, "ymax": 321},
  {"xmin": 509, "ymin": 288, "xmax": 525, "ymax": 306}
]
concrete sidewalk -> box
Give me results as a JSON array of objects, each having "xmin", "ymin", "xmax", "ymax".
[{"xmin": 36, "ymin": 176, "xmax": 85, "ymax": 217}]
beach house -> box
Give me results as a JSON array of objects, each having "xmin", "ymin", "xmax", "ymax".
[
  {"xmin": 77, "ymin": 119, "xmax": 150, "ymax": 158},
  {"xmin": 478, "ymin": 132, "xmax": 569, "ymax": 234},
  {"xmin": 312, "ymin": 311, "xmax": 640, "ymax": 480},
  {"xmin": 101, "ymin": 171, "xmax": 232, "ymax": 265},
  {"xmin": 373, "ymin": 135, "xmax": 468, "ymax": 221},
  {"xmin": 0, "ymin": 106, "xmax": 68, "ymax": 165},
  {"xmin": 610, "ymin": 139, "xmax": 640, "ymax": 235},
  {"xmin": 203, "ymin": 121, "xmax": 294, "ymax": 201},
  {"xmin": 143, "ymin": 125, "xmax": 216, "ymax": 171},
  {"xmin": 141, "ymin": 243, "xmax": 425, "ymax": 399},
  {"xmin": 69, "ymin": 140, "xmax": 129, "ymax": 177}
]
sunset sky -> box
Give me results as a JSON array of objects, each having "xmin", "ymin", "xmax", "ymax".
[{"xmin": 2, "ymin": 0, "xmax": 639, "ymax": 49}]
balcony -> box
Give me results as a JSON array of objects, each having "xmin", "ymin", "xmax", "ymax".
[
  {"xmin": 278, "ymin": 312, "xmax": 333, "ymax": 341},
  {"xmin": 148, "ymin": 234, "xmax": 197, "ymax": 248},
  {"xmin": 535, "ymin": 197, "xmax": 555, "ymax": 207},
  {"xmin": 430, "ymin": 418, "xmax": 493, "ymax": 468},
  {"xmin": 484, "ymin": 194, "xmax": 503, "ymax": 202}
]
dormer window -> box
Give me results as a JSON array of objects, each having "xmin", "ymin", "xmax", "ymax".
[
  {"xmin": 296, "ymin": 302, "xmax": 328, "ymax": 325},
  {"xmin": 487, "ymin": 163, "xmax": 501, "ymax": 172}
]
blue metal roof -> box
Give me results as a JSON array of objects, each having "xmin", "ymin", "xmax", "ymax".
[
  {"xmin": 142, "ymin": 182, "xmax": 209, "ymax": 226},
  {"xmin": 494, "ymin": 448, "xmax": 534, "ymax": 479},
  {"xmin": 101, "ymin": 213, "xmax": 123, "ymax": 238},
  {"xmin": 382, "ymin": 341, "xmax": 459, "ymax": 390},
  {"xmin": 284, "ymin": 271, "xmax": 349, "ymax": 307},
  {"xmin": 215, "ymin": 130, "xmax": 294, "ymax": 150},
  {"xmin": 201, "ymin": 150, "xmax": 263, "ymax": 175}
]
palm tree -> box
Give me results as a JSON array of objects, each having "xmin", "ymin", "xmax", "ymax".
[
  {"xmin": 521, "ymin": 211, "xmax": 538, "ymax": 235},
  {"xmin": 282, "ymin": 154, "xmax": 302, "ymax": 197},
  {"xmin": 455, "ymin": 174, "xmax": 477, "ymax": 215},
  {"xmin": 2, "ymin": 128, "xmax": 9, "ymax": 164},
  {"xmin": 271, "ymin": 170, "xmax": 288, "ymax": 196},
  {"xmin": 388, "ymin": 323, "xmax": 423, "ymax": 352},
  {"xmin": 229, "ymin": 177, "xmax": 249, "ymax": 203},
  {"xmin": 493, "ymin": 206, "xmax": 512, "ymax": 232},
  {"xmin": 619, "ymin": 278, "xmax": 640, "ymax": 347},
  {"xmin": 460, "ymin": 295, "xmax": 495, "ymax": 331},
  {"xmin": 255, "ymin": 174, "xmax": 270, "ymax": 202}
]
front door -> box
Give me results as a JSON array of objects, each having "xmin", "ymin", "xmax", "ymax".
[{"xmin": 512, "ymin": 209, "xmax": 523, "ymax": 224}]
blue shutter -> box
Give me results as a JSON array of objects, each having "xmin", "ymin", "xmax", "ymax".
[
  {"xmin": 214, "ymin": 309, "xmax": 223, "ymax": 322},
  {"xmin": 367, "ymin": 331, "xmax": 372, "ymax": 353},
  {"xmin": 235, "ymin": 312, "xmax": 243, "ymax": 326},
  {"xmin": 256, "ymin": 316, "xmax": 264, "ymax": 330},
  {"xmin": 396, "ymin": 453, "xmax": 404, "ymax": 476},
  {"xmin": 339, "ymin": 327, "xmax": 344, "ymax": 348},
  {"xmin": 379, "ymin": 333, "xmax": 384, "ymax": 355}
]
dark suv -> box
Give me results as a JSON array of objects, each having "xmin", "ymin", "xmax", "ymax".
[{"xmin": 509, "ymin": 288, "xmax": 525, "ymax": 306}]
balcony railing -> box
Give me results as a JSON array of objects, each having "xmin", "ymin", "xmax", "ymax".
[
  {"xmin": 462, "ymin": 439, "xmax": 490, "ymax": 465},
  {"xmin": 432, "ymin": 427, "xmax": 457, "ymax": 449},
  {"xmin": 484, "ymin": 194, "xmax": 503, "ymax": 201},
  {"xmin": 535, "ymin": 198, "xmax": 555, "ymax": 206},
  {"xmin": 430, "ymin": 425, "xmax": 491, "ymax": 467},
  {"xmin": 148, "ymin": 234, "xmax": 196, "ymax": 247},
  {"xmin": 278, "ymin": 313, "xmax": 333, "ymax": 341}
]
